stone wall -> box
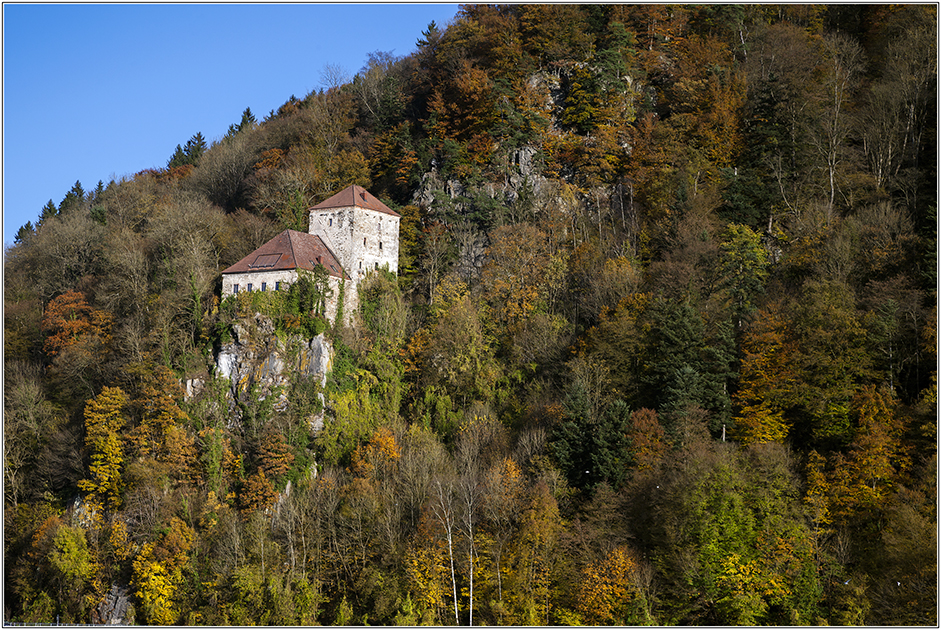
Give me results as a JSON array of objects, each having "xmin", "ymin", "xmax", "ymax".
[
  {"xmin": 309, "ymin": 206, "xmax": 400, "ymax": 283},
  {"xmin": 221, "ymin": 269, "xmax": 298, "ymax": 296}
]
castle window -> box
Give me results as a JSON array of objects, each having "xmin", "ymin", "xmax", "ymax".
[
  {"xmin": 247, "ymin": 283, "xmax": 253, "ymax": 292},
  {"xmin": 233, "ymin": 284, "xmax": 239, "ymax": 294},
  {"xmin": 364, "ymin": 237, "xmax": 367, "ymax": 246},
  {"xmin": 261, "ymin": 282, "xmax": 267, "ymax": 292},
  {"xmin": 375, "ymin": 262, "xmax": 379, "ymax": 270},
  {"xmin": 275, "ymin": 281, "xmax": 281, "ymax": 291},
  {"xmin": 379, "ymin": 241, "xmax": 383, "ymax": 250},
  {"xmin": 329, "ymin": 217, "xmax": 333, "ymax": 227}
]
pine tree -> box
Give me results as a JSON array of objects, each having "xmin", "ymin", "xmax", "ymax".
[
  {"xmin": 58, "ymin": 180, "xmax": 86, "ymax": 214},
  {"xmin": 14, "ymin": 221, "xmax": 34, "ymax": 244}
]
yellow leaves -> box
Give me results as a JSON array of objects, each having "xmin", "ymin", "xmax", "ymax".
[
  {"xmin": 576, "ymin": 546, "xmax": 641, "ymax": 625},
  {"xmin": 199, "ymin": 491, "xmax": 224, "ymax": 530},
  {"xmin": 321, "ymin": 370, "xmax": 384, "ymax": 466},
  {"xmin": 404, "ymin": 541, "xmax": 448, "ymax": 621},
  {"xmin": 404, "ymin": 511, "xmax": 451, "ymax": 624},
  {"xmin": 132, "ymin": 552, "xmax": 176, "ymax": 626},
  {"xmin": 84, "ymin": 386, "xmax": 129, "ymax": 440},
  {"xmin": 351, "ymin": 426, "xmax": 400, "ymax": 479},
  {"xmin": 49, "ymin": 525, "xmax": 96, "ymax": 587},
  {"xmin": 804, "ymin": 450, "xmax": 832, "ymax": 530},
  {"xmin": 431, "ymin": 273, "xmax": 469, "ymax": 313},
  {"xmin": 131, "ymin": 517, "xmax": 194, "ymax": 625},
  {"xmin": 79, "ymin": 387, "xmax": 128, "ymax": 512},
  {"xmin": 488, "ymin": 457, "xmax": 523, "ymax": 506},
  {"xmin": 109, "ymin": 520, "xmax": 133, "ymax": 561},
  {"xmin": 733, "ymin": 401, "xmax": 789, "ymax": 445},
  {"xmin": 731, "ymin": 307, "xmax": 796, "ymax": 445},
  {"xmin": 716, "ymin": 551, "xmax": 790, "ymax": 625}
]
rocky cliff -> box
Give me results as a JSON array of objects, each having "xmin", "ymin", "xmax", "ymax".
[{"xmin": 211, "ymin": 313, "xmax": 332, "ymax": 430}]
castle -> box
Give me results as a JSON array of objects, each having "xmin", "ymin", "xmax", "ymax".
[{"xmin": 221, "ymin": 185, "xmax": 401, "ymax": 323}]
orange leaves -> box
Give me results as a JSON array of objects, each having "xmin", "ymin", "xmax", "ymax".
[
  {"xmin": 41, "ymin": 290, "xmax": 112, "ymax": 358},
  {"xmin": 240, "ymin": 469, "xmax": 277, "ymax": 516},
  {"xmin": 254, "ymin": 147, "xmax": 285, "ymax": 172},
  {"xmin": 576, "ymin": 546, "xmax": 642, "ymax": 625},
  {"xmin": 841, "ymin": 386, "xmax": 907, "ymax": 510},
  {"xmin": 351, "ymin": 426, "xmax": 400, "ymax": 480},
  {"xmin": 428, "ymin": 58, "xmax": 496, "ymax": 144},
  {"xmin": 627, "ymin": 408, "xmax": 668, "ymax": 471},
  {"xmin": 805, "ymin": 387, "xmax": 908, "ymax": 525},
  {"xmin": 665, "ymin": 33, "xmax": 746, "ymax": 171},
  {"xmin": 485, "ymin": 457, "xmax": 523, "ymax": 511},
  {"xmin": 257, "ymin": 429, "xmax": 296, "ymax": 482},
  {"xmin": 480, "ymin": 223, "xmax": 550, "ymax": 326}
]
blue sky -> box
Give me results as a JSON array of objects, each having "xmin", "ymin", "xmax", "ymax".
[{"xmin": 2, "ymin": 3, "xmax": 458, "ymax": 246}]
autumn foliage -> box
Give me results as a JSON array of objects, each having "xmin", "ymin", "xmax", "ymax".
[{"xmin": 3, "ymin": 4, "xmax": 936, "ymax": 626}]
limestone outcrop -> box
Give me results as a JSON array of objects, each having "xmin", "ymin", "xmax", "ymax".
[{"xmin": 212, "ymin": 313, "xmax": 331, "ymax": 429}]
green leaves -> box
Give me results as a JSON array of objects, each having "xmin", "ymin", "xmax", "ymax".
[{"xmin": 717, "ymin": 223, "xmax": 770, "ymax": 328}]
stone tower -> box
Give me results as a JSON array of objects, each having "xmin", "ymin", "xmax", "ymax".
[{"xmin": 308, "ymin": 185, "xmax": 401, "ymax": 313}]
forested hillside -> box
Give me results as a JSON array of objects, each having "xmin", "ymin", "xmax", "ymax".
[{"xmin": 4, "ymin": 4, "xmax": 937, "ymax": 625}]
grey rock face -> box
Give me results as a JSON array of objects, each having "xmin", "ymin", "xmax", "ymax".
[
  {"xmin": 214, "ymin": 314, "xmax": 332, "ymax": 429},
  {"xmin": 95, "ymin": 584, "xmax": 133, "ymax": 625}
]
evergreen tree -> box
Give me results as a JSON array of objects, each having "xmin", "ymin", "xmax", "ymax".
[
  {"xmin": 183, "ymin": 131, "xmax": 206, "ymax": 164},
  {"xmin": 169, "ymin": 132, "xmax": 207, "ymax": 168},
  {"xmin": 592, "ymin": 400, "xmax": 633, "ymax": 489},
  {"xmin": 14, "ymin": 221, "xmax": 34, "ymax": 244},
  {"xmin": 58, "ymin": 181, "xmax": 86, "ymax": 214},
  {"xmin": 38, "ymin": 199, "xmax": 58, "ymax": 227},
  {"xmin": 642, "ymin": 298, "xmax": 734, "ymax": 432},
  {"xmin": 167, "ymin": 144, "xmax": 187, "ymax": 169}
]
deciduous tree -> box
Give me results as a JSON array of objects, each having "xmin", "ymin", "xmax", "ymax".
[{"xmin": 77, "ymin": 387, "xmax": 129, "ymax": 514}]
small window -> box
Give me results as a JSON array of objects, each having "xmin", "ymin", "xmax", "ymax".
[
  {"xmin": 261, "ymin": 282, "xmax": 267, "ymax": 292},
  {"xmin": 364, "ymin": 237, "xmax": 367, "ymax": 246},
  {"xmin": 379, "ymin": 241, "xmax": 383, "ymax": 250},
  {"xmin": 375, "ymin": 262, "xmax": 379, "ymax": 270},
  {"xmin": 359, "ymin": 261, "xmax": 362, "ymax": 270},
  {"xmin": 275, "ymin": 281, "xmax": 281, "ymax": 291},
  {"xmin": 329, "ymin": 217, "xmax": 333, "ymax": 227},
  {"xmin": 247, "ymin": 283, "xmax": 253, "ymax": 292},
  {"xmin": 233, "ymin": 284, "xmax": 239, "ymax": 294}
]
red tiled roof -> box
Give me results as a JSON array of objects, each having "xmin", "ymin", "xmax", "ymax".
[
  {"xmin": 221, "ymin": 230, "xmax": 348, "ymax": 278},
  {"xmin": 310, "ymin": 184, "xmax": 400, "ymax": 217}
]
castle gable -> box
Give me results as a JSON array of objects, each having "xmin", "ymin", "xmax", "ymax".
[{"xmin": 311, "ymin": 184, "xmax": 401, "ymax": 217}]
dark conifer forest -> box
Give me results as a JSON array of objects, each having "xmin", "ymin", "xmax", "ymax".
[{"xmin": 4, "ymin": 4, "xmax": 937, "ymax": 625}]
